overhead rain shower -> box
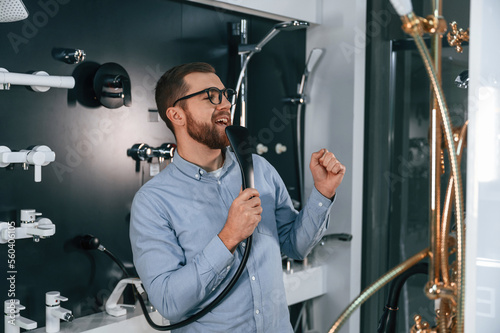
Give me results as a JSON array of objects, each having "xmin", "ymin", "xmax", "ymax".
[
  {"xmin": 231, "ymin": 20, "xmax": 310, "ymax": 126},
  {"xmin": 0, "ymin": 0, "xmax": 28, "ymax": 23}
]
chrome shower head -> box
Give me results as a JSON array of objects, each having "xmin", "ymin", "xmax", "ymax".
[
  {"xmin": 274, "ymin": 20, "xmax": 310, "ymax": 31},
  {"xmin": 0, "ymin": 0, "xmax": 28, "ymax": 23},
  {"xmin": 254, "ymin": 20, "xmax": 309, "ymax": 52}
]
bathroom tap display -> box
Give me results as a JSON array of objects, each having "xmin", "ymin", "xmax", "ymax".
[
  {"xmin": 45, "ymin": 292, "xmax": 73, "ymax": 333},
  {"xmin": 4, "ymin": 299, "xmax": 37, "ymax": 333},
  {"xmin": 127, "ymin": 142, "xmax": 176, "ymax": 172},
  {"xmin": 0, "ymin": 145, "xmax": 56, "ymax": 182},
  {"xmin": 0, "ymin": 209, "xmax": 56, "ymax": 243}
]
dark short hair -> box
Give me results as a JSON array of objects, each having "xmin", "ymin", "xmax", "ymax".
[{"xmin": 155, "ymin": 62, "xmax": 216, "ymax": 135}]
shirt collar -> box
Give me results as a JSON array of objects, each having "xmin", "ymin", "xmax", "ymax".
[{"xmin": 171, "ymin": 147, "xmax": 235, "ymax": 181}]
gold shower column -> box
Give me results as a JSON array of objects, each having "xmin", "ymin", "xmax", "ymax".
[{"xmin": 427, "ymin": 0, "xmax": 444, "ymax": 296}]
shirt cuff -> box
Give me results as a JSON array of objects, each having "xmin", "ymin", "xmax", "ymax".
[
  {"xmin": 309, "ymin": 186, "xmax": 336, "ymax": 211},
  {"xmin": 202, "ymin": 235, "xmax": 235, "ymax": 275}
]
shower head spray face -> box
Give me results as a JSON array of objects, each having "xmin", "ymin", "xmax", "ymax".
[{"xmin": 0, "ymin": 0, "xmax": 28, "ymax": 23}]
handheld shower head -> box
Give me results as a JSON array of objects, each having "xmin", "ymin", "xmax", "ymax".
[
  {"xmin": 306, "ymin": 48, "xmax": 324, "ymax": 74},
  {"xmin": 296, "ymin": 48, "xmax": 324, "ymax": 96},
  {"xmin": 0, "ymin": 0, "xmax": 28, "ymax": 23}
]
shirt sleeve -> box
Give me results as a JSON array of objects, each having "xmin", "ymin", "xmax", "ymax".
[
  {"xmin": 129, "ymin": 191, "xmax": 235, "ymax": 323},
  {"xmin": 262, "ymin": 158, "xmax": 335, "ymax": 260}
]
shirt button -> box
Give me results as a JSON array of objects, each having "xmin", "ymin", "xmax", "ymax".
[
  {"xmin": 200, "ymin": 170, "xmax": 204, "ymax": 174},
  {"xmin": 218, "ymin": 180, "xmax": 221, "ymax": 185},
  {"xmin": 195, "ymin": 174, "xmax": 200, "ymax": 179},
  {"xmin": 251, "ymin": 276, "xmax": 256, "ymax": 281},
  {"xmin": 241, "ymin": 242, "xmax": 246, "ymax": 247},
  {"xmin": 255, "ymin": 309, "xmax": 260, "ymax": 314},
  {"xmin": 226, "ymin": 266, "xmax": 231, "ymax": 271},
  {"xmin": 318, "ymin": 202, "xmax": 323, "ymax": 207},
  {"xmin": 212, "ymin": 287, "xmax": 216, "ymax": 292}
]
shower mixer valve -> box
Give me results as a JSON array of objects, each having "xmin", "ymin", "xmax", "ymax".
[
  {"xmin": 0, "ymin": 145, "xmax": 55, "ymax": 182},
  {"xmin": 127, "ymin": 142, "xmax": 176, "ymax": 173},
  {"xmin": 0, "ymin": 209, "xmax": 56, "ymax": 243}
]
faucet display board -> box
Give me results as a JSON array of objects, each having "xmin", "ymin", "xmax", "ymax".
[{"xmin": 0, "ymin": 0, "xmax": 306, "ymax": 330}]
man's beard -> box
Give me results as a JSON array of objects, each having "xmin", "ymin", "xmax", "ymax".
[{"xmin": 184, "ymin": 109, "xmax": 230, "ymax": 149}]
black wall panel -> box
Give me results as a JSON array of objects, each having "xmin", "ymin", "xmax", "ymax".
[{"xmin": 0, "ymin": 0, "xmax": 305, "ymax": 330}]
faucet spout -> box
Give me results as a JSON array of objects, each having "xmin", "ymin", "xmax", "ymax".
[
  {"xmin": 15, "ymin": 316, "xmax": 37, "ymax": 330},
  {"xmin": 53, "ymin": 308, "xmax": 73, "ymax": 322}
]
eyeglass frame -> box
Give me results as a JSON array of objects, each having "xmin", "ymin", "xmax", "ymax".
[{"xmin": 172, "ymin": 87, "xmax": 236, "ymax": 107}]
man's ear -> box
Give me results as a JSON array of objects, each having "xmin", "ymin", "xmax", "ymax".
[{"xmin": 166, "ymin": 106, "xmax": 185, "ymax": 127}]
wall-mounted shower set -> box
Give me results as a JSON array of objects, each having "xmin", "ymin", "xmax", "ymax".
[{"xmin": 231, "ymin": 20, "xmax": 309, "ymax": 127}]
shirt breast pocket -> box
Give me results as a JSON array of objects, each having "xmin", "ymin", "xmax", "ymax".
[{"xmin": 256, "ymin": 204, "xmax": 278, "ymax": 237}]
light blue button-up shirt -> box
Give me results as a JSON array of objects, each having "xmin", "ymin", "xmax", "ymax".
[{"xmin": 130, "ymin": 148, "xmax": 334, "ymax": 332}]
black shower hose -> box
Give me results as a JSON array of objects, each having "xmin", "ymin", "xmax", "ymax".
[{"xmin": 135, "ymin": 235, "xmax": 252, "ymax": 330}]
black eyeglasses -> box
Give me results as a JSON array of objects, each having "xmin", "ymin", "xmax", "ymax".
[{"xmin": 172, "ymin": 87, "xmax": 236, "ymax": 107}]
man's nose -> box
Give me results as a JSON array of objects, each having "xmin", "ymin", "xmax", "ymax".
[{"xmin": 218, "ymin": 95, "xmax": 232, "ymax": 110}]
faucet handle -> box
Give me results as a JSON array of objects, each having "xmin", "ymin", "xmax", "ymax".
[
  {"xmin": 4, "ymin": 299, "xmax": 24, "ymax": 314},
  {"xmin": 23, "ymin": 145, "xmax": 56, "ymax": 182},
  {"xmin": 46, "ymin": 291, "xmax": 68, "ymax": 306}
]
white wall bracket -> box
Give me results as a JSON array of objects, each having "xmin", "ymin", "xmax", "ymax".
[{"xmin": 0, "ymin": 68, "xmax": 75, "ymax": 91}]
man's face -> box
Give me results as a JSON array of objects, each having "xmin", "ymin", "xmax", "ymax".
[{"xmin": 181, "ymin": 72, "xmax": 232, "ymax": 149}]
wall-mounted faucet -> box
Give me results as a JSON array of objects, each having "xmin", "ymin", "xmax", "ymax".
[
  {"xmin": 127, "ymin": 143, "xmax": 176, "ymax": 173},
  {"xmin": 52, "ymin": 48, "xmax": 86, "ymax": 64},
  {"xmin": 0, "ymin": 145, "xmax": 55, "ymax": 182},
  {"xmin": 0, "ymin": 209, "xmax": 56, "ymax": 243},
  {"xmin": 45, "ymin": 292, "xmax": 73, "ymax": 333},
  {"xmin": 4, "ymin": 299, "xmax": 37, "ymax": 333}
]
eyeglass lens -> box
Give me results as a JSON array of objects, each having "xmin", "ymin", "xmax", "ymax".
[{"xmin": 207, "ymin": 88, "xmax": 236, "ymax": 105}]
